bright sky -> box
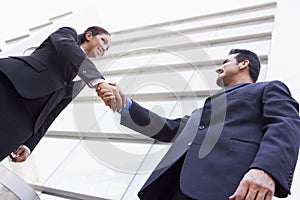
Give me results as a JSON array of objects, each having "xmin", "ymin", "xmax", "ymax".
[{"xmin": 0, "ymin": 0, "xmax": 273, "ymax": 40}]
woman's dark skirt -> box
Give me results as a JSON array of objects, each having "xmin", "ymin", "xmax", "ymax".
[{"xmin": 0, "ymin": 72, "xmax": 50, "ymax": 161}]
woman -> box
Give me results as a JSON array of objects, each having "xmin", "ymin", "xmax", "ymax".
[{"xmin": 0, "ymin": 26, "xmax": 123, "ymax": 162}]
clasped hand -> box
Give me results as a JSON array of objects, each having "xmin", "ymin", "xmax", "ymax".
[{"xmin": 96, "ymin": 82, "xmax": 126, "ymax": 112}]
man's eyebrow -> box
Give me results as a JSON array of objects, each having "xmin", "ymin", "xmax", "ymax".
[{"xmin": 223, "ymin": 59, "xmax": 229, "ymax": 64}]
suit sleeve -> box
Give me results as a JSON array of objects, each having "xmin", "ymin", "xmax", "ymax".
[
  {"xmin": 120, "ymin": 100, "xmax": 189, "ymax": 142},
  {"xmin": 49, "ymin": 27, "xmax": 104, "ymax": 87},
  {"xmin": 24, "ymin": 80, "xmax": 86, "ymax": 151},
  {"xmin": 249, "ymin": 80, "xmax": 300, "ymax": 197},
  {"xmin": 23, "ymin": 103, "xmax": 64, "ymax": 151}
]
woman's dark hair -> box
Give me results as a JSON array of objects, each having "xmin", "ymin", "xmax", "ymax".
[
  {"xmin": 229, "ymin": 49, "xmax": 261, "ymax": 82},
  {"xmin": 23, "ymin": 26, "xmax": 110, "ymax": 55},
  {"xmin": 78, "ymin": 26, "xmax": 110, "ymax": 44}
]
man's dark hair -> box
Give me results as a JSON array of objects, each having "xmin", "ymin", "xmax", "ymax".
[{"xmin": 229, "ymin": 49, "xmax": 261, "ymax": 82}]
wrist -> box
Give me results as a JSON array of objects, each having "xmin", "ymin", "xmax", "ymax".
[
  {"xmin": 91, "ymin": 78, "xmax": 105, "ymax": 88},
  {"xmin": 118, "ymin": 98, "xmax": 132, "ymax": 115}
]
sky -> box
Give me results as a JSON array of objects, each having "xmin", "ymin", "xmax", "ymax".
[{"xmin": 0, "ymin": 0, "xmax": 274, "ymax": 41}]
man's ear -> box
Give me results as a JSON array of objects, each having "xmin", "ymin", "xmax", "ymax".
[{"xmin": 239, "ymin": 60, "xmax": 250, "ymax": 70}]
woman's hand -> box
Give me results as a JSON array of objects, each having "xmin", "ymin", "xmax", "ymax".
[
  {"xmin": 96, "ymin": 82, "xmax": 126, "ymax": 112},
  {"xmin": 10, "ymin": 146, "xmax": 30, "ymax": 163}
]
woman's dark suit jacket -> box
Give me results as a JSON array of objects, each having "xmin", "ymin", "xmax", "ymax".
[
  {"xmin": 121, "ymin": 81, "xmax": 300, "ymax": 199},
  {"xmin": 0, "ymin": 26, "xmax": 104, "ymax": 152}
]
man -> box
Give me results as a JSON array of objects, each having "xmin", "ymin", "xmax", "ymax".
[{"xmin": 98, "ymin": 49, "xmax": 300, "ymax": 199}]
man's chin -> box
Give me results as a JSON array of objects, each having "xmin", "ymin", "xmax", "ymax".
[{"xmin": 216, "ymin": 78, "xmax": 225, "ymax": 88}]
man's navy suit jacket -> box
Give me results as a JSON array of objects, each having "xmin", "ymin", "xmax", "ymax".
[{"xmin": 121, "ymin": 81, "xmax": 300, "ymax": 199}]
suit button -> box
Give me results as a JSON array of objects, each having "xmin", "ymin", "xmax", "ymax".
[
  {"xmin": 198, "ymin": 125, "xmax": 205, "ymax": 130},
  {"xmin": 188, "ymin": 142, "xmax": 192, "ymax": 146},
  {"xmin": 63, "ymin": 82, "xmax": 68, "ymax": 86}
]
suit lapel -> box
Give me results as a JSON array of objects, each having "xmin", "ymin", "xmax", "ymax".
[
  {"xmin": 209, "ymin": 82, "xmax": 251, "ymax": 99},
  {"xmin": 141, "ymin": 108, "xmax": 203, "ymax": 190},
  {"xmin": 140, "ymin": 83, "xmax": 251, "ymax": 192}
]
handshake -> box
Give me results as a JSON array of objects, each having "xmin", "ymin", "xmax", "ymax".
[{"xmin": 96, "ymin": 82, "xmax": 126, "ymax": 112}]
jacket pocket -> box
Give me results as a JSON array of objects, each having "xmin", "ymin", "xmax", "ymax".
[
  {"xmin": 230, "ymin": 138, "xmax": 259, "ymax": 156},
  {"xmin": 9, "ymin": 56, "xmax": 46, "ymax": 72}
]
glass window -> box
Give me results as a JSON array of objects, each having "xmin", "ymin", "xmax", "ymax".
[{"xmin": 42, "ymin": 140, "xmax": 154, "ymax": 199}]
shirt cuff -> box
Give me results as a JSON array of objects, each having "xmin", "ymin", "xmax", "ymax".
[
  {"xmin": 118, "ymin": 98, "xmax": 132, "ymax": 116},
  {"xmin": 89, "ymin": 78, "xmax": 105, "ymax": 88}
]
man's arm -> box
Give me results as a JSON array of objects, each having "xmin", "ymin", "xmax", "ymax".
[
  {"xmin": 253, "ymin": 81, "xmax": 300, "ymax": 196},
  {"xmin": 232, "ymin": 81, "xmax": 300, "ymax": 199},
  {"xmin": 120, "ymin": 100, "xmax": 185, "ymax": 142},
  {"xmin": 98, "ymin": 87, "xmax": 189, "ymax": 142}
]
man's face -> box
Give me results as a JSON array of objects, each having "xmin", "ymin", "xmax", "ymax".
[{"xmin": 216, "ymin": 54, "xmax": 240, "ymax": 87}]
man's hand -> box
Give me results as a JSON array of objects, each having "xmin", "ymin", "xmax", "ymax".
[
  {"xmin": 96, "ymin": 82, "xmax": 126, "ymax": 112},
  {"xmin": 10, "ymin": 146, "xmax": 30, "ymax": 162},
  {"xmin": 229, "ymin": 168, "xmax": 275, "ymax": 200}
]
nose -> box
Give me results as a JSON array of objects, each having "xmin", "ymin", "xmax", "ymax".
[
  {"xmin": 101, "ymin": 40, "xmax": 109, "ymax": 51},
  {"xmin": 216, "ymin": 66, "xmax": 223, "ymax": 74},
  {"xmin": 103, "ymin": 45, "xmax": 109, "ymax": 52}
]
